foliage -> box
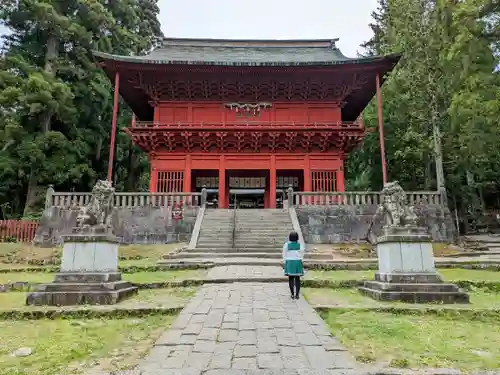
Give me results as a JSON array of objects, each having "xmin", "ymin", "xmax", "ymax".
[
  {"xmin": 0, "ymin": 0, "xmax": 163, "ymax": 218},
  {"xmin": 347, "ymin": 0, "xmax": 500, "ymax": 230}
]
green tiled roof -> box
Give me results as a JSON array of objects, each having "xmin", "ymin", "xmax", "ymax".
[{"xmin": 93, "ymin": 38, "xmax": 392, "ymax": 66}]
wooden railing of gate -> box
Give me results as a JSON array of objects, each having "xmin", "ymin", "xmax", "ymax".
[
  {"xmin": 292, "ymin": 191, "xmax": 443, "ymax": 207},
  {"xmin": 0, "ymin": 220, "xmax": 39, "ymax": 243}
]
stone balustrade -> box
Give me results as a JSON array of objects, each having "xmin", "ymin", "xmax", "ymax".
[
  {"xmin": 291, "ymin": 191, "xmax": 444, "ymax": 207},
  {"xmin": 45, "ymin": 186, "xmax": 204, "ymax": 210}
]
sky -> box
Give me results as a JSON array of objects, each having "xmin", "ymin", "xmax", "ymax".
[
  {"xmin": 159, "ymin": 0, "xmax": 378, "ymax": 57},
  {"xmin": 0, "ymin": 1, "xmax": 378, "ymax": 57}
]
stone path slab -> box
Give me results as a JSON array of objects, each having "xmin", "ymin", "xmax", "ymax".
[
  {"xmin": 136, "ymin": 282, "xmax": 357, "ymax": 375},
  {"xmin": 208, "ymin": 265, "xmax": 285, "ymax": 280}
]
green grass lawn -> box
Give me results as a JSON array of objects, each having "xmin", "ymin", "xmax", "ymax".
[
  {"xmin": 1, "ymin": 268, "xmax": 497, "ymax": 286},
  {"xmin": 0, "ymin": 287, "xmax": 198, "ymax": 311},
  {"xmin": 125, "ymin": 269, "xmax": 208, "ymax": 283},
  {"xmin": 0, "ymin": 315, "xmax": 175, "ymax": 375},
  {"xmin": 0, "ymin": 242, "xmax": 185, "ymax": 269},
  {"xmin": 306, "ymin": 268, "xmax": 500, "ymax": 282},
  {"xmin": 322, "ymin": 309, "xmax": 500, "ymax": 371},
  {"xmin": 0, "ymin": 269, "xmax": 208, "ymax": 285},
  {"xmin": 0, "ymin": 272, "xmax": 52, "ymax": 284},
  {"xmin": 303, "ymin": 287, "xmax": 500, "ymax": 308}
]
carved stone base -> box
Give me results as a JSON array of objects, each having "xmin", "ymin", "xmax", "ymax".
[
  {"xmin": 26, "ymin": 272, "xmax": 138, "ymax": 306},
  {"xmin": 359, "ymin": 272, "xmax": 469, "ymax": 304},
  {"xmin": 61, "ymin": 234, "xmax": 119, "ymax": 273},
  {"xmin": 376, "ymin": 229, "xmax": 436, "ymax": 274}
]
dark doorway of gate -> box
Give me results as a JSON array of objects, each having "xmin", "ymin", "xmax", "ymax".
[{"xmin": 230, "ymin": 189, "xmax": 265, "ymax": 209}]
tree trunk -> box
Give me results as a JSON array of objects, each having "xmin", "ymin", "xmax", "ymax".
[
  {"xmin": 424, "ymin": 153, "xmax": 433, "ymax": 190},
  {"xmin": 40, "ymin": 34, "xmax": 58, "ymax": 133},
  {"xmin": 96, "ymin": 136, "xmax": 102, "ymax": 161},
  {"xmin": 432, "ymin": 121, "xmax": 445, "ymax": 190},
  {"xmin": 23, "ymin": 170, "xmax": 39, "ymax": 217},
  {"xmin": 23, "ymin": 33, "xmax": 58, "ymax": 216},
  {"xmin": 125, "ymin": 144, "xmax": 137, "ymax": 191}
]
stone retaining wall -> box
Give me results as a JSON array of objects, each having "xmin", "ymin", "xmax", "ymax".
[
  {"xmin": 34, "ymin": 206, "xmax": 199, "ymax": 246},
  {"xmin": 296, "ymin": 204, "xmax": 456, "ymax": 244}
]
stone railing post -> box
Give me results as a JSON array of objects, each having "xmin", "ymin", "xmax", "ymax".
[
  {"xmin": 287, "ymin": 185, "xmax": 294, "ymax": 209},
  {"xmin": 438, "ymin": 187, "xmax": 448, "ymax": 207},
  {"xmin": 45, "ymin": 185, "xmax": 55, "ymax": 209},
  {"xmin": 201, "ymin": 186, "xmax": 207, "ymax": 207}
]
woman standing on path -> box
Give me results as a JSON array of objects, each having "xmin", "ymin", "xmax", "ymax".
[{"xmin": 283, "ymin": 231, "xmax": 304, "ymax": 299}]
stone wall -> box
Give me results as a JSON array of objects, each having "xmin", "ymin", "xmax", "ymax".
[
  {"xmin": 296, "ymin": 204, "xmax": 456, "ymax": 244},
  {"xmin": 34, "ymin": 205, "xmax": 199, "ymax": 246}
]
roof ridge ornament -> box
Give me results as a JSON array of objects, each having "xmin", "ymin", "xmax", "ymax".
[{"xmin": 330, "ymin": 38, "xmax": 340, "ymax": 49}]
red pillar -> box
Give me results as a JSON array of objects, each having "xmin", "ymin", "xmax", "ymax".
[
  {"xmin": 304, "ymin": 155, "xmax": 311, "ymax": 191},
  {"xmin": 107, "ymin": 71, "xmax": 120, "ymax": 182},
  {"xmin": 337, "ymin": 158, "xmax": 345, "ymax": 192},
  {"xmin": 149, "ymin": 165, "xmax": 157, "ymax": 192},
  {"xmin": 376, "ymin": 73, "xmax": 388, "ymax": 185},
  {"xmin": 184, "ymin": 155, "xmax": 192, "ymax": 193},
  {"xmin": 270, "ymin": 155, "xmax": 277, "ymax": 208},
  {"xmin": 218, "ymin": 156, "xmax": 226, "ymax": 208}
]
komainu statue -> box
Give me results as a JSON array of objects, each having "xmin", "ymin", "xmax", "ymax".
[
  {"xmin": 379, "ymin": 181, "xmax": 418, "ymax": 228},
  {"xmin": 367, "ymin": 181, "xmax": 418, "ymax": 242},
  {"xmin": 74, "ymin": 180, "xmax": 115, "ymax": 233}
]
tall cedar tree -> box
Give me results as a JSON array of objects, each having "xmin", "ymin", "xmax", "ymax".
[
  {"xmin": 0, "ymin": 0, "xmax": 163, "ymax": 218},
  {"xmin": 346, "ymin": 0, "xmax": 500, "ymax": 229}
]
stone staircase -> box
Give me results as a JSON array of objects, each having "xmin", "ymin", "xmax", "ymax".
[
  {"xmin": 195, "ymin": 209, "xmax": 234, "ymax": 249},
  {"xmin": 160, "ymin": 208, "xmax": 298, "ymax": 265},
  {"xmin": 234, "ymin": 209, "xmax": 293, "ymax": 250},
  {"xmin": 459, "ymin": 234, "xmax": 500, "ymax": 260}
]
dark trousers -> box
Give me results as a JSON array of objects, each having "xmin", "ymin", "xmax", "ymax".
[{"xmin": 288, "ymin": 275, "xmax": 301, "ymax": 296}]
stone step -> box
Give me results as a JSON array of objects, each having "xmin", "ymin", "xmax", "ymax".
[
  {"xmin": 39, "ymin": 281, "xmax": 134, "ymax": 292},
  {"xmin": 158, "ymin": 258, "xmax": 282, "ymax": 267},
  {"xmin": 199, "ymin": 228, "xmax": 234, "ymax": 231},
  {"xmin": 198, "ymin": 232, "xmax": 233, "ymax": 236},
  {"xmin": 358, "ymin": 287, "xmax": 470, "ymax": 303},
  {"xmin": 168, "ymin": 252, "xmax": 326, "ymax": 260},
  {"xmin": 199, "ymin": 225, "xmax": 234, "ymax": 228},
  {"xmin": 235, "ymin": 228, "xmax": 292, "ymax": 231},
  {"xmin": 26, "ymin": 287, "xmax": 138, "ymax": 306},
  {"xmin": 374, "ymin": 272, "xmax": 443, "ymax": 284},
  {"xmin": 197, "ymin": 237, "xmax": 232, "ymax": 242},
  {"xmin": 164, "ymin": 252, "xmax": 283, "ymax": 259},
  {"xmin": 54, "ymin": 272, "xmax": 123, "ymax": 283},
  {"xmin": 237, "ymin": 222, "xmax": 291, "ymax": 225},
  {"xmin": 234, "ymin": 240, "xmax": 287, "ymax": 245},
  {"xmin": 234, "ymin": 239, "xmax": 290, "ymax": 243},
  {"xmin": 198, "ymin": 233, "xmax": 233, "ymax": 238},
  {"xmin": 363, "ymin": 281, "xmax": 461, "ymax": 293},
  {"xmin": 236, "ymin": 231, "xmax": 292, "ymax": 234},
  {"xmin": 465, "ymin": 236, "xmax": 500, "ymax": 243},
  {"xmin": 235, "ymin": 232, "xmax": 292, "ymax": 236},
  {"xmin": 197, "ymin": 242, "xmax": 233, "ymax": 247},
  {"xmin": 193, "ymin": 247, "xmax": 285, "ymax": 252},
  {"xmin": 236, "ymin": 217, "xmax": 291, "ymax": 220}
]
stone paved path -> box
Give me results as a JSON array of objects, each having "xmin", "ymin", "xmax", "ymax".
[
  {"xmin": 136, "ymin": 282, "xmax": 357, "ymax": 375},
  {"xmin": 207, "ymin": 265, "xmax": 285, "ymax": 280}
]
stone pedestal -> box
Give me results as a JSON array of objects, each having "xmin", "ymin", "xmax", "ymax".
[
  {"xmin": 26, "ymin": 234, "xmax": 138, "ymax": 306},
  {"xmin": 359, "ymin": 227, "xmax": 469, "ymax": 304}
]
